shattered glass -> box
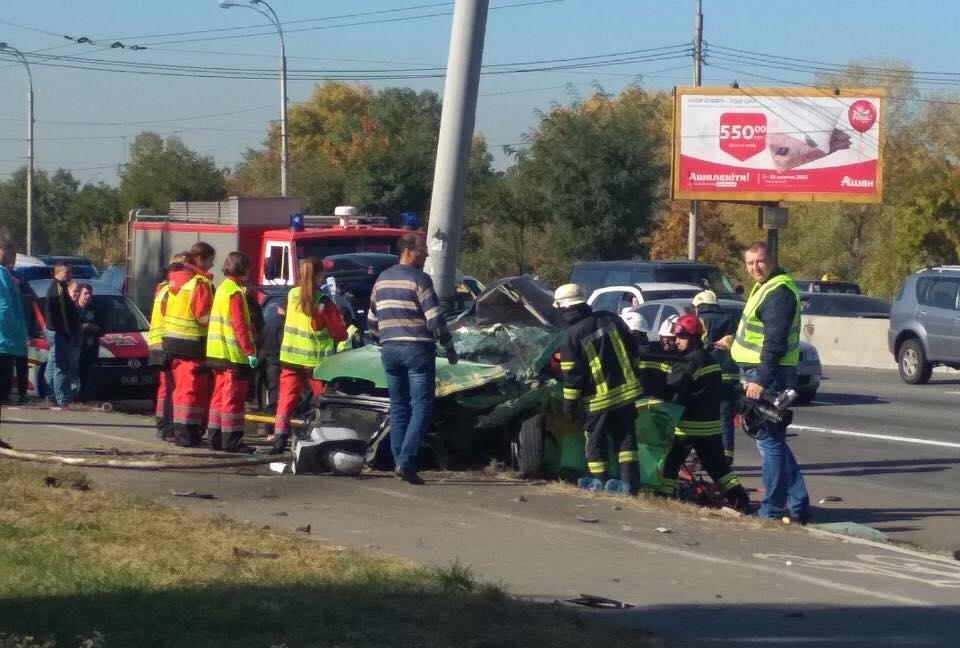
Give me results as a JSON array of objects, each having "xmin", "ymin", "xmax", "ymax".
[{"xmin": 448, "ymin": 323, "xmax": 558, "ymax": 377}]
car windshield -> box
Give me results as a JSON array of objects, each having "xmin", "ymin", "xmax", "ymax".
[
  {"xmin": 67, "ymin": 265, "xmax": 99, "ymax": 279},
  {"xmin": 642, "ymin": 288, "xmax": 701, "ymax": 301},
  {"xmin": 296, "ymin": 236, "xmax": 398, "ymax": 260},
  {"xmin": 654, "ymin": 267, "xmax": 736, "ymax": 294}
]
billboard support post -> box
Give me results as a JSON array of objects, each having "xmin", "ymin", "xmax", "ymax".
[{"xmin": 762, "ymin": 205, "xmax": 788, "ymax": 261}]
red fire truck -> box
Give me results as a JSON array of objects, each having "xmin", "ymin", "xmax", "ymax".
[{"xmin": 126, "ymin": 197, "xmax": 408, "ymax": 313}]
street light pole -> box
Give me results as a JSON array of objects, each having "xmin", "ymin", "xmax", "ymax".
[
  {"xmin": 687, "ymin": 0, "xmax": 703, "ymax": 261},
  {"xmin": 218, "ymin": 0, "xmax": 288, "ymax": 197},
  {"xmin": 1, "ymin": 43, "xmax": 35, "ymax": 254}
]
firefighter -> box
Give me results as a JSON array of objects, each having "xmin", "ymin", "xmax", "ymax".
[
  {"xmin": 205, "ymin": 252, "xmax": 257, "ymax": 452},
  {"xmin": 635, "ymin": 315, "xmax": 679, "ymax": 399},
  {"xmin": 267, "ymin": 256, "xmax": 347, "ymax": 454},
  {"xmin": 554, "ymin": 284, "xmax": 642, "ymax": 495},
  {"xmin": 148, "ymin": 252, "xmax": 193, "ymax": 441},
  {"xmin": 658, "ymin": 314, "xmax": 751, "ymax": 513},
  {"xmin": 693, "ymin": 290, "xmax": 740, "ymax": 465},
  {"xmin": 161, "ymin": 250, "xmax": 214, "ymax": 447}
]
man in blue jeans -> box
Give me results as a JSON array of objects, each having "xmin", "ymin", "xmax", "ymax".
[
  {"xmin": 367, "ymin": 233, "xmax": 458, "ymax": 485},
  {"xmin": 44, "ymin": 263, "xmax": 80, "ymax": 409},
  {"xmin": 730, "ymin": 241, "xmax": 810, "ymax": 523}
]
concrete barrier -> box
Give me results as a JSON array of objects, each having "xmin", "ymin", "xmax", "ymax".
[{"xmin": 800, "ymin": 315, "xmax": 896, "ymax": 370}]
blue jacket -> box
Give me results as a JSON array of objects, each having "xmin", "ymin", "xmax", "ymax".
[{"xmin": 0, "ymin": 266, "xmax": 28, "ymax": 357}]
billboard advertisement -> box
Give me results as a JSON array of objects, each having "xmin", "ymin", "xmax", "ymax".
[{"xmin": 672, "ymin": 87, "xmax": 884, "ymax": 203}]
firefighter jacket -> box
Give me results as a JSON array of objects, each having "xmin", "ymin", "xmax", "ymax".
[
  {"xmin": 666, "ymin": 346, "xmax": 722, "ymax": 437},
  {"xmin": 147, "ymin": 281, "xmax": 169, "ymax": 365},
  {"xmin": 730, "ymin": 269, "xmax": 801, "ymax": 382},
  {"xmin": 161, "ymin": 267, "xmax": 214, "ymax": 358},
  {"xmin": 559, "ymin": 305, "xmax": 642, "ymax": 415},
  {"xmin": 206, "ymin": 277, "xmax": 256, "ymax": 368},
  {"xmin": 697, "ymin": 303, "xmax": 740, "ymax": 383},
  {"xmin": 634, "ymin": 343, "xmax": 675, "ymax": 401},
  {"xmin": 279, "ymin": 287, "xmax": 347, "ymax": 368}
]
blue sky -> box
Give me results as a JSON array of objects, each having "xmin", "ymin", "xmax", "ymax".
[{"xmin": 0, "ymin": 0, "xmax": 957, "ymax": 186}]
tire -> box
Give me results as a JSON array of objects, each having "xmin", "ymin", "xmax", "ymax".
[
  {"xmin": 515, "ymin": 414, "xmax": 545, "ymax": 479},
  {"xmin": 898, "ymin": 339, "xmax": 932, "ymax": 385}
]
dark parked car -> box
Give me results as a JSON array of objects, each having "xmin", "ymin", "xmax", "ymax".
[
  {"xmin": 794, "ymin": 279, "xmax": 861, "ymax": 294},
  {"xmin": 799, "ymin": 293, "xmax": 890, "ymax": 318},
  {"xmin": 37, "ymin": 255, "xmax": 100, "ymax": 279},
  {"xmin": 571, "ymin": 260, "xmax": 742, "ymax": 301}
]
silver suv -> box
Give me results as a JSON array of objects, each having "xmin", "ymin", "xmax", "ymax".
[{"xmin": 889, "ymin": 266, "xmax": 960, "ymax": 384}]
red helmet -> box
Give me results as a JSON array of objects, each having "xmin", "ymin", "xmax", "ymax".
[{"xmin": 672, "ymin": 313, "xmax": 704, "ymax": 338}]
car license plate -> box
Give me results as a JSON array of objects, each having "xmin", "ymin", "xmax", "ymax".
[{"xmin": 122, "ymin": 374, "xmax": 153, "ymax": 386}]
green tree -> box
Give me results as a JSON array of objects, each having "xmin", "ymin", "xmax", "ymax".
[
  {"xmin": 67, "ymin": 182, "xmax": 123, "ymax": 268},
  {"xmin": 120, "ymin": 132, "xmax": 226, "ymax": 213}
]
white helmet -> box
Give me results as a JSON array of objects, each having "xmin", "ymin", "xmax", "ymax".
[
  {"xmin": 553, "ymin": 283, "xmax": 586, "ymax": 309},
  {"xmin": 693, "ymin": 290, "xmax": 718, "ymax": 307},
  {"xmin": 658, "ymin": 314, "xmax": 680, "ymax": 338},
  {"xmin": 621, "ymin": 309, "xmax": 644, "ymax": 331}
]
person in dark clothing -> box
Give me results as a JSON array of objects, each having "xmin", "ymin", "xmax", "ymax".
[
  {"xmin": 0, "ymin": 241, "xmax": 28, "ymax": 413},
  {"xmin": 257, "ymin": 298, "xmax": 286, "ymax": 438},
  {"xmin": 731, "ymin": 241, "xmax": 810, "ymax": 522},
  {"xmin": 658, "ymin": 314, "xmax": 751, "ymax": 513},
  {"xmin": 44, "ymin": 263, "xmax": 80, "ymax": 408},
  {"xmin": 75, "ymin": 283, "xmax": 101, "ymax": 402},
  {"xmin": 554, "ymin": 283, "xmax": 642, "ymax": 496},
  {"xmin": 3, "ymin": 258, "xmax": 36, "ymax": 404},
  {"xmin": 694, "ymin": 290, "xmax": 740, "ymax": 465}
]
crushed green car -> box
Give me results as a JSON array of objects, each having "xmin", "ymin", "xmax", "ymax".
[{"xmin": 313, "ymin": 276, "xmax": 681, "ymax": 487}]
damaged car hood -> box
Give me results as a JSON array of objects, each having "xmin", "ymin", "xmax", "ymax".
[{"xmin": 313, "ymin": 345, "xmax": 508, "ymax": 398}]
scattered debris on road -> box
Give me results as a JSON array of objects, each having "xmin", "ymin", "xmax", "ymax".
[
  {"xmin": 296, "ymin": 524, "xmax": 311, "ymax": 533},
  {"xmin": 654, "ymin": 527, "xmax": 673, "ymax": 534},
  {"xmin": 513, "ymin": 495, "xmax": 527, "ymax": 503},
  {"xmin": 564, "ymin": 594, "xmax": 634, "ymax": 610},
  {"xmin": 171, "ymin": 490, "xmax": 216, "ymax": 499},
  {"xmin": 819, "ymin": 496, "xmax": 843, "ymax": 503},
  {"xmin": 577, "ymin": 516, "xmax": 599, "ymax": 523}
]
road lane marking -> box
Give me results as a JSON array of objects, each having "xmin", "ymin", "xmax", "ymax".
[
  {"xmin": 945, "ymin": 391, "xmax": 960, "ymax": 396},
  {"xmin": 358, "ymin": 484, "xmax": 936, "ymax": 606},
  {"xmin": 5, "ymin": 417, "xmax": 169, "ymax": 450},
  {"xmin": 791, "ymin": 424, "xmax": 960, "ymax": 450}
]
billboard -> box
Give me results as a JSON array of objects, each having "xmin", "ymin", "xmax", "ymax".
[{"xmin": 672, "ymin": 87, "xmax": 884, "ymax": 204}]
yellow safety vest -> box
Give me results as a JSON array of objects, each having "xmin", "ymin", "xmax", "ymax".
[
  {"xmin": 336, "ymin": 324, "xmax": 360, "ymax": 353},
  {"xmin": 162, "ymin": 274, "xmax": 213, "ymax": 343},
  {"xmin": 206, "ymin": 277, "xmax": 254, "ymax": 365},
  {"xmin": 279, "ymin": 287, "xmax": 335, "ymax": 368},
  {"xmin": 730, "ymin": 274, "xmax": 801, "ymax": 367},
  {"xmin": 147, "ymin": 282, "xmax": 168, "ymax": 350}
]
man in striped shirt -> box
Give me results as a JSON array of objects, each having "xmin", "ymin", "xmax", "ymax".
[{"xmin": 368, "ymin": 233, "xmax": 458, "ymax": 484}]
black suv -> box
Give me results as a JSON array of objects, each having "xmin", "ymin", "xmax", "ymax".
[{"xmin": 571, "ymin": 260, "xmax": 742, "ymax": 301}]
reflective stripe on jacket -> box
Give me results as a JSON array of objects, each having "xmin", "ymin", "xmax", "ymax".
[
  {"xmin": 730, "ymin": 274, "xmax": 801, "ymax": 367},
  {"xmin": 667, "ymin": 348, "xmax": 722, "ymax": 436},
  {"xmin": 559, "ymin": 308, "xmax": 642, "ymax": 414},
  {"xmin": 279, "ymin": 286, "xmax": 334, "ymax": 368},
  {"xmin": 206, "ymin": 277, "xmax": 253, "ymax": 365},
  {"xmin": 147, "ymin": 282, "xmax": 168, "ymax": 350}
]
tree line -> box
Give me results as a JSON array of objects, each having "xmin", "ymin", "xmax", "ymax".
[{"xmin": 1, "ymin": 69, "xmax": 957, "ymax": 297}]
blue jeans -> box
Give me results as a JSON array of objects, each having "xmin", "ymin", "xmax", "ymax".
[
  {"xmin": 381, "ymin": 342, "xmax": 436, "ymax": 472},
  {"xmin": 742, "ymin": 365, "xmax": 810, "ymax": 519},
  {"xmin": 45, "ymin": 331, "xmax": 76, "ymax": 405}
]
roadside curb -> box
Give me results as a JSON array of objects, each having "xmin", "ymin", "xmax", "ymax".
[{"xmin": 804, "ymin": 525, "xmax": 959, "ymax": 565}]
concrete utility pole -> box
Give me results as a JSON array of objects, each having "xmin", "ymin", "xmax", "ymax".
[
  {"xmin": 687, "ymin": 0, "xmax": 703, "ymax": 261},
  {"xmin": 219, "ymin": 0, "xmax": 288, "ymax": 196},
  {"xmin": 1, "ymin": 43, "xmax": 34, "ymax": 255},
  {"xmin": 426, "ymin": 0, "xmax": 489, "ymax": 306}
]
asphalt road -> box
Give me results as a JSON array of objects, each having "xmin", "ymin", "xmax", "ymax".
[
  {"xmin": 735, "ymin": 366, "xmax": 960, "ymax": 553},
  {"xmin": 3, "ymin": 406, "xmax": 960, "ymax": 646}
]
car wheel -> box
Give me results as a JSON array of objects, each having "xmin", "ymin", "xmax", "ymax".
[
  {"xmin": 515, "ymin": 414, "xmax": 545, "ymax": 479},
  {"xmin": 898, "ymin": 339, "xmax": 932, "ymax": 385}
]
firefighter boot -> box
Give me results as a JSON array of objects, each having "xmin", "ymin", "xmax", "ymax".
[
  {"xmin": 619, "ymin": 461, "xmax": 640, "ymax": 496},
  {"xmin": 724, "ymin": 484, "xmax": 752, "ymax": 514}
]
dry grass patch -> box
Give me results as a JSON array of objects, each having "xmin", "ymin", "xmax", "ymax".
[{"xmin": 0, "ymin": 461, "xmax": 660, "ymax": 648}]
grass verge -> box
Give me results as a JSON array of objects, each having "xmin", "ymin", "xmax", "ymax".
[{"xmin": 0, "ymin": 461, "xmax": 658, "ymax": 648}]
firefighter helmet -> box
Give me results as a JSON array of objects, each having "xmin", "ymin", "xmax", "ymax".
[
  {"xmin": 672, "ymin": 313, "xmax": 704, "ymax": 338},
  {"xmin": 553, "ymin": 283, "xmax": 586, "ymax": 309},
  {"xmin": 692, "ymin": 290, "xmax": 717, "ymax": 307}
]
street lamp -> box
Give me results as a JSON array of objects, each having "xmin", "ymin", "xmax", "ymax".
[
  {"xmin": 0, "ymin": 42, "xmax": 35, "ymax": 254},
  {"xmin": 219, "ymin": 0, "xmax": 289, "ymax": 197}
]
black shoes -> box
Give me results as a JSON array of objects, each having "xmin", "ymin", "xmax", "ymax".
[{"xmin": 395, "ymin": 468, "xmax": 425, "ymax": 485}]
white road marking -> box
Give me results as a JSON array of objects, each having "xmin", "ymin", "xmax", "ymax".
[
  {"xmin": 945, "ymin": 391, "xmax": 960, "ymax": 396},
  {"xmin": 4, "ymin": 417, "xmax": 169, "ymax": 450},
  {"xmin": 791, "ymin": 424, "xmax": 960, "ymax": 450},
  {"xmin": 359, "ymin": 485, "xmax": 935, "ymax": 606}
]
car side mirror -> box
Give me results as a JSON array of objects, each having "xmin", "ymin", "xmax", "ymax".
[
  {"xmin": 735, "ymin": 285, "xmax": 745, "ymax": 295},
  {"xmin": 263, "ymin": 257, "xmax": 279, "ymax": 281}
]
